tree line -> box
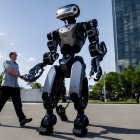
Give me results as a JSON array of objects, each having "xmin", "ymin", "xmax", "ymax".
[
  {"xmin": 1, "ymin": 65, "xmax": 140, "ymax": 96},
  {"xmin": 90, "ymin": 65, "xmax": 140, "ymax": 98}
]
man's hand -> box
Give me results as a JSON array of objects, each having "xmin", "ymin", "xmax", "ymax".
[{"xmin": 20, "ymin": 75, "xmax": 30, "ymax": 82}]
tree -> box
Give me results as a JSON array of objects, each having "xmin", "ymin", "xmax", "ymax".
[
  {"xmin": 32, "ymin": 82, "xmax": 42, "ymax": 89},
  {"xmin": 0, "ymin": 73, "xmax": 4, "ymax": 86},
  {"xmin": 91, "ymin": 64, "xmax": 140, "ymax": 99},
  {"xmin": 120, "ymin": 65, "xmax": 134, "ymax": 97},
  {"xmin": 133, "ymin": 65, "xmax": 140, "ymax": 92},
  {"xmin": 105, "ymin": 72, "xmax": 121, "ymax": 94},
  {"xmin": 92, "ymin": 75, "xmax": 104, "ymax": 95}
]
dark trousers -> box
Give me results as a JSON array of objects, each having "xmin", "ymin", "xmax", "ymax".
[{"xmin": 0, "ymin": 86, "xmax": 26, "ymax": 122}]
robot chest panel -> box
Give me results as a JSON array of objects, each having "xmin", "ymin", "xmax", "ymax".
[{"xmin": 59, "ymin": 24, "xmax": 77, "ymax": 46}]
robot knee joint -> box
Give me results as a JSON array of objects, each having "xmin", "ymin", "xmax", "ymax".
[{"xmin": 70, "ymin": 92, "xmax": 79, "ymax": 102}]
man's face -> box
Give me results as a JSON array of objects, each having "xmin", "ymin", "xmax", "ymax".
[{"xmin": 10, "ymin": 52, "xmax": 18, "ymax": 61}]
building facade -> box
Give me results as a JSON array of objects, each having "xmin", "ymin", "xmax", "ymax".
[{"xmin": 112, "ymin": 0, "xmax": 140, "ymax": 72}]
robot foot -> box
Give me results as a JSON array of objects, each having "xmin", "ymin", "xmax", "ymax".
[
  {"xmin": 38, "ymin": 126, "xmax": 53, "ymax": 135},
  {"xmin": 73, "ymin": 127, "xmax": 88, "ymax": 137},
  {"xmin": 73, "ymin": 114, "xmax": 89, "ymax": 137},
  {"xmin": 38, "ymin": 114, "xmax": 57, "ymax": 135}
]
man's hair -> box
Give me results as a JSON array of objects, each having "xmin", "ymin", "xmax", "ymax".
[{"xmin": 9, "ymin": 52, "xmax": 17, "ymax": 58}]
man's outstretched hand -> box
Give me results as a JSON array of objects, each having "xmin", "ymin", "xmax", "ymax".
[{"xmin": 20, "ymin": 75, "xmax": 30, "ymax": 82}]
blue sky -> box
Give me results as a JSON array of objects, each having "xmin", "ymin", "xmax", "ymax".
[{"xmin": 0, "ymin": 0, "xmax": 115, "ymax": 89}]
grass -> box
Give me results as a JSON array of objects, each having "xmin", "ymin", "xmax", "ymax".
[
  {"xmin": 59, "ymin": 98, "xmax": 140, "ymax": 104},
  {"xmin": 88, "ymin": 98, "xmax": 140, "ymax": 104}
]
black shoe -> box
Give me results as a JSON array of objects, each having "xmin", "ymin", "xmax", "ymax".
[{"xmin": 20, "ymin": 118, "xmax": 32, "ymax": 126}]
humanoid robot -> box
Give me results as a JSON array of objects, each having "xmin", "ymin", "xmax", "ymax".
[{"xmin": 25, "ymin": 4, "xmax": 107, "ymax": 136}]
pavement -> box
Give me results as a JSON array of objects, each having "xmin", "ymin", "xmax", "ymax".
[{"xmin": 0, "ymin": 103, "xmax": 140, "ymax": 140}]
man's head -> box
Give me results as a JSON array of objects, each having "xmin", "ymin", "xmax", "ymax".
[{"xmin": 9, "ymin": 52, "xmax": 18, "ymax": 61}]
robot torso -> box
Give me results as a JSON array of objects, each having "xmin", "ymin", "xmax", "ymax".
[{"xmin": 58, "ymin": 23, "xmax": 86, "ymax": 54}]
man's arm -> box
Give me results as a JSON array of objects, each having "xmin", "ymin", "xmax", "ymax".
[{"xmin": 6, "ymin": 67, "xmax": 22, "ymax": 78}]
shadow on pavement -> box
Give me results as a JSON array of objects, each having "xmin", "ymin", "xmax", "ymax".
[
  {"xmin": 67, "ymin": 120, "xmax": 140, "ymax": 140},
  {"xmin": 0, "ymin": 124, "xmax": 75, "ymax": 140},
  {"xmin": 52, "ymin": 132, "xmax": 75, "ymax": 140},
  {"xmin": 0, "ymin": 124, "xmax": 38, "ymax": 130},
  {"xmin": 89, "ymin": 124, "xmax": 140, "ymax": 135},
  {"xmin": 1, "ymin": 121, "xmax": 140, "ymax": 140}
]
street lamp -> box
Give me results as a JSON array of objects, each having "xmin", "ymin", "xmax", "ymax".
[{"xmin": 103, "ymin": 71, "xmax": 107, "ymax": 102}]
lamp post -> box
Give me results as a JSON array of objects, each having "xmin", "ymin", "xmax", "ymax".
[{"xmin": 104, "ymin": 71, "xmax": 107, "ymax": 102}]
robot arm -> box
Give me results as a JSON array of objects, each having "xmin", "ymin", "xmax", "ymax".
[
  {"xmin": 83, "ymin": 19, "xmax": 107, "ymax": 81},
  {"xmin": 43, "ymin": 30, "xmax": 59, "ymax": 65},
  {"xmin": 24, "ymin": 31, "xmax": 60, "ymax": 82}
]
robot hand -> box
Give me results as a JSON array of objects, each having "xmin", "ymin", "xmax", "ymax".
[
  {"xmin": 24, "ymin": 52, "xmax": 59, "ymax": 82},
  {"xmin": 89, "ymin": 68, "xmax": 94, "ymax": 78},
  {"xmin": 94, "ymin": 66, "xmax": 102, "ymax": 81},
  {"xmin": 24, "ymin": 63, "xmax": 46, "ymax": 82},
  {"xmin": 90, "ymin": 57, "xmax": 102, "ymax": 82},
  {"xmin": 20, "ymin": 75, "xmax": 28, "ymax": 81},
  {"xmin": 43, "ymin": 52, "xmax": 59, "ymax": 65}
]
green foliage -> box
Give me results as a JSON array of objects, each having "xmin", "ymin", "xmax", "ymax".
[
  {"xmin": 133, "ymin": 65, "xmax": 140, "ymax": 91},
  {"xmin": 89, "ymin": 90, "xmax": 94, "ymax": 98},
  {"xmin": 20, "ymin": 87, "xmax": 26, "ymax": 90},
  {"xmin": 121, "ymin": 65, "xmax": 134, "ymax": 95},
  {"xmin": 105, "ymin": 72, "xmax": 121, "ymax": 94},
  {"xmin": 90, "ymin": 65, "xmax": 140, "ymax": 97},
  {"xmin": 32, "ymin": 82, "xmax": 42, "ymax": 89},
  {"xmin": 92, "ymin": 75, "xmax": 104, "ymax": 95},
  {"xmin": 88, "ymin": 98, "xmax": 139, "ymax": 104},
  {"xmin": 0, "ymin": 73, "xmax": 4, "ymax": 86}
]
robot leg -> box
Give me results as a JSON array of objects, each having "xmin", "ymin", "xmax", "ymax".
[
  {"xmin": 38, "ymin": 66, "xmax": 64, "ymax": 135},
  {"xmin": 39, "ymin": 110, "xmax": 57, "ymax": 135},
  {"xmin": 69, "ymin": 58, "xmax": 89, "ymax": 136},
  {"xmin": 56, "ymin": 104, "xmax": 68, "ymax": 121}
]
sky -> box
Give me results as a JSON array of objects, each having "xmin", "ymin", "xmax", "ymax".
[{"xmin": 0, "ymin": 0, "xmax": 115, "ymax": 89}]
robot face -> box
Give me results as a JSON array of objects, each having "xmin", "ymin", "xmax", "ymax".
[{"xmin": 56, "ymin": 4, "xmax": 80, "ymax": 21}]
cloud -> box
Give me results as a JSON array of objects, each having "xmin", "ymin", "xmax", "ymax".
[
  {"xmin": 28, "ymin": 57, "xmax": 36, "ymax": 61},
  {"xmin": 0, "ymin": 51, "xmax": 4, "ymax": 58},
  {"xmin": 0, "ymin": 32, "xmax": 4, "ymax": 36},
  {"xmin": 10, "ymin": 42, "xmax": 14, "ymax": 46},
  {"xmin": 18, "ymin": 53, "xmax": 21, "ymax": 57}
]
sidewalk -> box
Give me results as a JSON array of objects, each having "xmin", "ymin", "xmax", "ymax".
[{"xmin": 0, "ymin": 103, "xmax": 140, "ymax": 140}]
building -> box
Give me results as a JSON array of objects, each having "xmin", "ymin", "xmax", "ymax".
[
  {"xmin": 20, "ymin": 89, "xmax": 43, "ymax": 102},
  {"xmin": 112, "ymin": 0, "xmax": 140, "ymax": 72}
]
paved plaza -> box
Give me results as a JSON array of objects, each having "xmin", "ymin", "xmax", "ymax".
[{"xmin": 0, "ymin": 103, "xmax": 140, "ymax": 140}]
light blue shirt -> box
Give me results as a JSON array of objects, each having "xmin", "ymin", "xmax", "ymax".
[{"xmin": 1, "ymin": 60, "xmax": 20, "ymax": 88}]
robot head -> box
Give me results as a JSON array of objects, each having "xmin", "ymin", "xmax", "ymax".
[{"xmin": 56, "ymin": 4, "xmax": 80, "ymax": 22}]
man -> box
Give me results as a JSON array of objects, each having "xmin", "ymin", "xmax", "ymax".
[{"xmin": 0, "ymin": 52, "xmax": 32, "ymax": 126}]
